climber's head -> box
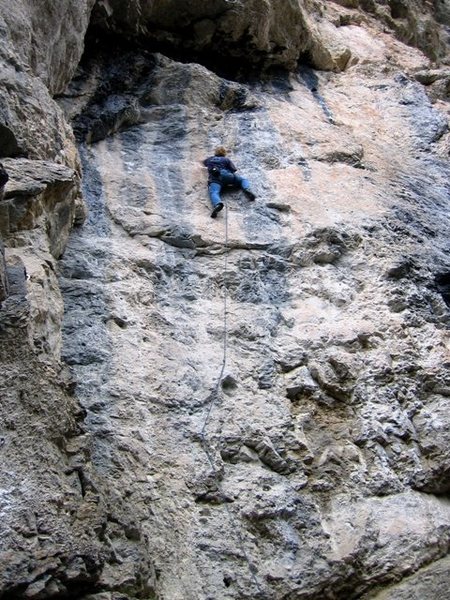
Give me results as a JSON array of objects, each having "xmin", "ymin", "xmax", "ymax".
[{"xmin": 214, "ymin": 146, "xmax": 227, "ymax": 157}]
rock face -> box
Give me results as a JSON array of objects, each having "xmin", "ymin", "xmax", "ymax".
[
  {"xmin": 90, "ymin": 0, "xmax": 315, "ymax": 71},
  {"xmin": 1, "ymin": 1, "xmax": 450, "ymax": 599},
  {"xmin": 89, "ymin": 0, "xmax": 450, "ymax": 72},
  {"xmin": 0, "ymin": 0, "xmax": 95, "ymax": 161}
]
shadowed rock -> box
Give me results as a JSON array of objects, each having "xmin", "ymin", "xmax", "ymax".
[{"xmin": 1, "ymin": 1, "xmax": 450, "ymax": 599}]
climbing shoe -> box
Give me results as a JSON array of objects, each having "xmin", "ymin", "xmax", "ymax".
[
  {"xmin": 244, "ymin": 190, "xmax": 256, "ymax": 201},
  {"xmin": 211, "ymin": 202, "xmax": 224, "ymax": 218}
]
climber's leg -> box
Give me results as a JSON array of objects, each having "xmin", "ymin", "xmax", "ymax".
[
  {"xmin": 208, "ymin": 182, "xmax": 224, "ymax": 218},
  {"xmin": 234, "ymin": 173, "xmax": 256, "ymax": 200},
  {"xmin": 208, "ymin": 182, "xmax": 223, "ymax": 208}
]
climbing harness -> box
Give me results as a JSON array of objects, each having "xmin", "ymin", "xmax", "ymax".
[{"xmin": 199, "ymin": 203, "xmax": 266, "ymax": 598}]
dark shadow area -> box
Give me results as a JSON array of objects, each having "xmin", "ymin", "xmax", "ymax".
[
  {"xmin": 388, "ymin": 0, "xmax": 409, "ymax": 20},
  {"xmin": 1, "ymin": 577, "xmax": 102, "ymax": 600},
  {"xmin": 435, "ymin": 272, "xmax": 450, "ymax": 308},
  {"xmin": 57, "ymin": 39, "xmax": 158, "ymax": 143},
  {"xmin": 79, "ymin": 23, "xmax": 304, "ymax": 86},
  {"xmin": 298, "ymin": 65, "xmax": 335, "ymax": 124},
  {"xmin": 82, "ymin": 25, "xmax": 259, "ymax": 82},
  {"xmin": 0, "ymin": 124, "xmax": 22, "ymax": 158}
]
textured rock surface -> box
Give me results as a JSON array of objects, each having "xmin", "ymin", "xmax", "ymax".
[
  {"xmin": 369, "ymin": 554, "xmax": 450, "ymax": 599},
  {"xmin": 90, "ymin": 0, "xmax": 315, "ymax": 71},
  {"xmin": 0, "ymin": 0, "xmax": 94, "ymax": 161},
  {"xmin": 0, "ymin": 0, "xmax": 95, "ymax": 94},
  {"xmin": 0, "ymin": 1, "xmax": 450, "ymax": 599},
  {"xmin": 89, "ymin": 0, "xmax": 450, "ymax": 71}
]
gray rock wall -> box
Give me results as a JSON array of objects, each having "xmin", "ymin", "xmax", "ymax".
[
  {"xmin": 57, "ymin": 22, "xmax": 450, "ymax": 599},
  {"xmin": 90, "ymin": 0, "xmax": 314, "ymax": 70},
  {"xmin": 0, "ymin": 0, "xmax": 95, "ymax": 161},
  {"xmin": 89, "ymin": 0, "xmax": 450, "ymax": 69},
  {"xmin": 0, "ymin": 0, "xmax": 96, "ymax": 94},
  {"xmin": 0, "ymin": 1, "xmax": 450, "ymax": 599}
]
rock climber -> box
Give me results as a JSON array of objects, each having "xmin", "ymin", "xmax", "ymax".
[{"xmin": 203, "ymin": 147, "xmax": 256, "ymax": 218}]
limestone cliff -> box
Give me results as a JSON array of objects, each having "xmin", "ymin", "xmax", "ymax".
[{"xmin": 0, "ymin": 1, "xmax": 450, "ymax": 599}]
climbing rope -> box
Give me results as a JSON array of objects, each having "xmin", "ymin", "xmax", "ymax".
[
  {"xmin": 200, "ymin": 204, "xmax": 229, "ymax": 439},
  {"xmin": 199, "ymin": 200, "xmax": 229, "ymax": 474},
  {"xmin": 199, "ymin": 203, "xmax": 266, "ymax": 599}
]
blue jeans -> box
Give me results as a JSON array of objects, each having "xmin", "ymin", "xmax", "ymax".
[{"xmin": 208, "ymin": 170, "xmax": 251, "ymax": 208}]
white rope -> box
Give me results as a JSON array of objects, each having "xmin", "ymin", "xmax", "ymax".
[{"xmin": 199, "ymin": 202, "xmax": 266, "ymax": 598}]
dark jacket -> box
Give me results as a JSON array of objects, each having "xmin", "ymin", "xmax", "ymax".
[{"xmin": 204, "ymin": 156, "xmax": 237, "ymax": 182}]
